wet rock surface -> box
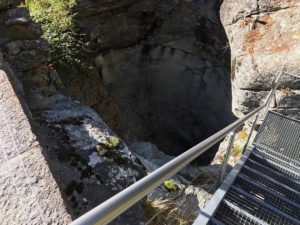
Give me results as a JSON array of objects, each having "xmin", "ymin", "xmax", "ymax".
[{"xmin": 35, "ymin": 95, "xmax": 145, "ymax": 222}]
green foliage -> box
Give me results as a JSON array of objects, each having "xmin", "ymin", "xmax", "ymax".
[
  {"xmin": 23, "ymin": 0, "xmax": 91, "ymax": 68},
  {"xmin": 163, "ymin": 179, "xmax": 177, "ymax": 191}
]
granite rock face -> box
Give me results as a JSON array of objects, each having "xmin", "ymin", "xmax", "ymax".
[
  {"xmin": 220, "ymin": 0, "xmax": 300, "ymax": 119},
  {"xmin": 0, "ymin": 4, "xmax": 145, "ymax": 225},
  {"xmin": 0, "ymin": 68, "xmax": 72, "ymax": 225},
  {"xmin": 73, "ymin": 0, "xmax": 234, "ymax": 164}
]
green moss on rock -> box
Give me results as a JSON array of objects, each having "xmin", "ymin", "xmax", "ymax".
[
  {"xmin": 96, "ymin": 136, "xmax": 128, "ymax": 164},
  {"xmin": 97, "ymin": 136, "xmax": 120, "ymax": 150},
  {"xmin": 163, "ymin": 180, "xmax": 177, "ymax": 191}
]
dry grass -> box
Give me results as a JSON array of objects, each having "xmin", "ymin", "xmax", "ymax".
[
  {"xmin": 279, "ymin": 87, "xmax": 291, "ymax": 94},
  {"xmin": 212, "ymin": 134, "xmax": 244, "ymax": 167},
  {"xmin": 141, "ymin": 198, "xmax": 196, "ymax": 225},
  {"xmin": 141, "ymin": 131, "xmax": 251, "ymax": 225},
  {"xmin": 232, "ymin": 131, "xmax": 248, "ymax": 157}
]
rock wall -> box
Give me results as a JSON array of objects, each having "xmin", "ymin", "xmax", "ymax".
[
  {"xmin": 220, "ymin": 0, "xmax": 300, "ymax": 119},
  {"xmin": 0, "ymin": 2, "xmax": 144, "ymax": 224},
  {"xmin": 0, "ymin": 67, "xmax": 71, "ymax": 225},
  {"xmin": 72, "ymin": 0, "xmax": 234, "ymax": 164}
]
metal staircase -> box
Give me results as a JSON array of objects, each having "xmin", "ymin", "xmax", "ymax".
[
  {"xmin": 70, "ymin": 70, "xmax": 300, "ymax": 225},
  {"xmin": 194, "ymin": 111, "xmax": 300, "ymax": 225}
]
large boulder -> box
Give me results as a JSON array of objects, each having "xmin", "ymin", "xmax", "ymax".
[
  {"xmin": 32, "ymin": 92, "xmax": 145, "ymax": 224},
  {"xmin": 220, "ymin": 0, "xmax": 300, "ymax": 119}
]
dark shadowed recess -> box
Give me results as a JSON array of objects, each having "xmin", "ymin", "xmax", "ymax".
[{"xmin": 73, "ymin": 0, "xmax": 235, "ymax": 166}]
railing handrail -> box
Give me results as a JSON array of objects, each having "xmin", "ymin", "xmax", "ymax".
[{"xmin": 70, "ymin": 69, "xmax": 294, "ymax": 225}]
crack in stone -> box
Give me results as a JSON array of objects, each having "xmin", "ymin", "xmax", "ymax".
[{"xmin": 225, "ymin": 4, "xmax": 300, "ymax": 26}]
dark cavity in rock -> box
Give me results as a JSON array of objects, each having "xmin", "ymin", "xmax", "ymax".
[{"xmin": 74, "ymin": 0, "xmax": 235, "ymax": 165}]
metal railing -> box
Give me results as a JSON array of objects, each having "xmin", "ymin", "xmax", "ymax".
[{"xmin": 70, "ymin": 69, "xmax": 300, "ymax": 225}]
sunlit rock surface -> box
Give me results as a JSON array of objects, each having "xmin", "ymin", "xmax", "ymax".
[{"xmin": 220, "ymin": 0, "xmax": 300, "ymax": 119}]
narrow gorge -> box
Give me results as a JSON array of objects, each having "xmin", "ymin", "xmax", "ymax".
[
  {"xmin": 59, "ymin": 0, "xmax": 234, "ymax": 164},
  {"xmin": 0, "ymin": 0, "xmax": 299, "ymax": 224}
]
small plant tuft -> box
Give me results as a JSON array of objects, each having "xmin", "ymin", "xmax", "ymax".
[
  {"xmin": 22, "ymin": 0, "xmax": 91, "ymax": 68},
  {"xmin": 163, "ymin": 179, "xmax": 177, "ymax": 191},
  {"xmin": 279, "ymin": 86, "xmax": 291, "ymax": 94},
  {"xmin": 96, "ymin": 136, "xmax": 127, "ymax": 164},
  {"xmin": 97, "ymin": 136, "xmax": 120, "ymax": 150}
]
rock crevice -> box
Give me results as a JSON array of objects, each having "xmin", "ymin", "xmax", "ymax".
[{"xmin": 71, "ymin": 0, "xmax": 234, "ymax": 164}]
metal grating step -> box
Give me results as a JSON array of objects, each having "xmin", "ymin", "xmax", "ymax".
[
  {"xmin": 240, "ymin": 166, "xmax": 300, "ymax": 204},
  {"xmin": 254, "ymin": 146, "xmax": 300, "ymax": 170},
  {"xmin": 246, "ymin": 157, "xmax": 300, "ymax": 185},
  {"xmin": 234, "ymin": 176, "xmax": 300, "ymax": 220},
  {"xmin": 245, "ymin": 158, "xmax": 300, "ymax": 192},
  {"xmin": 253, "ymin": 111, "xmax": 300, "ymax": 161},
  {"xmin": 223, "ymin": 188, "xmax": 299, "ymax": 225},
  {"xmin": 214, "ymin": 200, "xmax": 264, "ymax": 225},
  {"xmin": 194, "ymin": 112, "xmax": 300, "ymax": 225},
  {"xmin": 249, "ymin": 151, "xmax": 300, "ymax": 181}
]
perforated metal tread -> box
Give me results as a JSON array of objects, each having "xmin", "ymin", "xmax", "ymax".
[
  {"xmin": 195, "ymin": 112, "xmax": 300, "ymax": 225},
  {"xmin": 253, "ymin": 111, "xmax": 300, "ymax": 163},
  {"xmin": 249, "ymin": 151, "xmax": 300, "ymax": 181},
  {"xmin": 216, "ymin": 189, "xmax": 299, "ymax": 225},
  {"xmin": 234, "ymin": 176, "xmax": 300, "ymax": 220}
]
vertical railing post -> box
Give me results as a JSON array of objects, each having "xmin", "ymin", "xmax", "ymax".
[
  {"xmin": 242, "ymin": 112, "xmax": 259, "ymax": 154},
  {"xmin": 219, "ymin": 131, "xmax": 236, "ymax": 183}
]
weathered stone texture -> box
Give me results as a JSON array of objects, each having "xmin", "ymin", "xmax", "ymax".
[
  {"xmin": 221, "ymin": 0, "xmax": 300, "ymax": 119},
  {"xmin": 0, "ymin": 69, "xmax": 72, "ymax": 225},
  {"xmin": 0, "ymin": 7, "xmax": 42, "ymax": 41}
]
